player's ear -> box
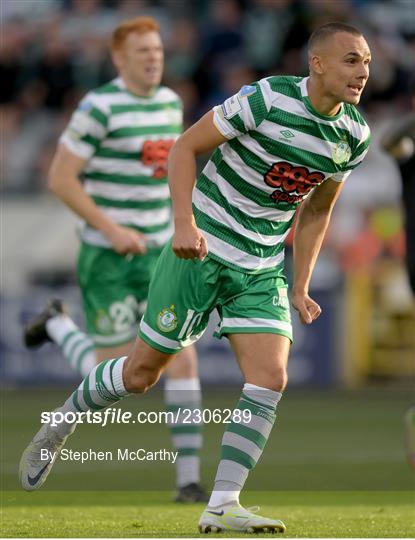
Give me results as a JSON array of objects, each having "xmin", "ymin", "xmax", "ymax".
[
  {"xmin": 309, "ymin": 54, "xmax": 324, "ymax": 75},
  {"xmin": 111, "ymin": 48, "xmax": 123, "ymax": 71}
]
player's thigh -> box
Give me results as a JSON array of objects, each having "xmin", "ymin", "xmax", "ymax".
[
  {"xmin": 77, "ymin": 243, "xmax": 142, "ymax": 348},
  {"xmin": 138, "ymin": 241, "xmax": 219, "ymax": 355},
  {"xmin": 229, "ymin": 333, "xmax": 290, "ymax": 391},
  {"xmin": 164, "ymin": 345, "xmax": 198, "ymax": 379},
  {"xmin": 95, "ymin": 340, "xmax": 135, "ymax": 364},
  {"xmin": 219, "ymin": 271, "xmax": 292, "ymax": 391}
]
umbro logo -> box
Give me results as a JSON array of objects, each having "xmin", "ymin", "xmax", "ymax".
[{"xmin": 279, "ymin": 129, "xmax": 295, "ymax": 138}]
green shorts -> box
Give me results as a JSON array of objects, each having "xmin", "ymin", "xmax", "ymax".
[
  {"xmin": 77, "ymin": 242, "xmax": 162, "ymax": 347},
  {"xmin": 138, "ymin": 241, "xmax": 292, "ymax": 354}
]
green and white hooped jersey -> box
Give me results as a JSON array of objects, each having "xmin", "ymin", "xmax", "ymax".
[
  {"xmin": 60, "ymin": 77, "xmax": 183, "ymax": 249},
  {"xmin": 194, "ymin": 75, "xmax": 371, "ymax": 274}
]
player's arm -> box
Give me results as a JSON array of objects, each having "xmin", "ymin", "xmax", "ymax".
[
  {"xmin": 292, "ymin": 178, "xmax": 344, "ymax": 324},
  {"xmin": 168, "ymin": 110, "xmax": 228, "ymax": 259},
  {"xmin": 48, "ymin": 144, "xmax": 146, "ymax": 254}
]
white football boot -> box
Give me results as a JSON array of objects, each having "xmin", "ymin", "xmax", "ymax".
[
  {"xmin": 19, "ymin": 420, "xmax": 75, "ymax": 491},
  {"xmin": 199, "ymin": 501, "xmax": 286, "ymax": 533}
]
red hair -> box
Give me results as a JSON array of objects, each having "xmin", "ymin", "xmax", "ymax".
[{"xmin": 111, "ymin": 16, "xmax": 160, "ymax": 51}]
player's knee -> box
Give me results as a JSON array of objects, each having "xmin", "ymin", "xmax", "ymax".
[
  {"xmin": 124, "ymin": 367, "xmax": 160, "ymax": 393},
  {"xmin": 268, "ymin": 366, "xmax": 288, "ymax": 392},
  {"xmin": 123, "ymin": 355, "xmax": 162, "ymax": 393}
]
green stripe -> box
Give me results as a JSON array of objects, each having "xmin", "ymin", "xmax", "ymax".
[
  {"xmin": 89, "ymin": 107, "xmax": 108, "ymax": 127},
  {"xmin": 108, "ymin": 125, "xmax": 181, "ymax": 138},
  {"xmin": 82, "ymin": 375, "xmax": 103, "ymax": 411},
  {"xmin": 244, "ymin": 132, "xmax": 339, "ymax": 173},
  {"xmin": 268, "ymin": 106, "xmax": 361, "ymax": 147},
  {"xmin": 248, "ymin": 82, "xmax": 268, "ymax": 126},
  {"xmin": 61, "ymin": 331, "xmax": 78, "ymax": 350},
  {"xmin": 211, "ymin": 149, "xmax": 296, "ymax": 211},
  {"xmin": 227, "ymin": 112, "xmax": 246, "ymax": 133},
  {"xmin": 75, "ymin": 345, "xmax": 94, "ymax": 373},
  {"xmin": 80, "ymin": 134, "xmax": 101, "ymax": 148},
  {"xmin": 109, "ymin": 359, "xmax": 123, "ymax": 398},
  {"xmin": 193, "ymin": 206, "xmax": 284, "ymax": 259},
  {"xmin": 94, "ymin": 147, "xmax": 140, "ymax": 160},
  {"xmin": 227, "ymin": 423, "xmax": 267, "ymax": 450},
  {"xmin": 95, "ymin": 361, "xmax": 118, "ymax": 401},
  {"xmin": 197, "ymin": 174, "xmax": 293, "ymax": 236},
  {"xmin": 91, "ymin": 195, "xmax": 171, "ymax": 210},
  {"xmin": 110, "ymin": 101, "xmax": 182, "ymax": 114},
  {"xmin": 267, "ymin": 76, "xmax": 303, "ymax": 100},
  {"xmin": 238, "ymin": 399, "xmax": 276, "ymax": 424},
  {"xmin": 353, "ymin": 134, "xmax": 371, "ymax": 159},
  {"xmin": 83, "ymin": 171, "xmax": 168, "ymax": 186},
  {"xmin": 221, "ymin": 445, "xmax": 256, "ymax": 469},
  {"xmin": 241, "ymin": 392, "xmax": 275, "ymax": 411}
]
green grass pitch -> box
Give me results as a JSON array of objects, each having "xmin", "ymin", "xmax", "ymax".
[{"xmin": 1, "ymin": 387, "xmax": 414, "ymax": 537}]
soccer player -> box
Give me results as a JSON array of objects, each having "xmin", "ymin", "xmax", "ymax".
[
  {"xmin": 20, "ymin": 22, "xmax": 371, "ymax": 533},
  {"xmin": 23, "ymin": 16, "xmax": 207, "ymax": 503}
]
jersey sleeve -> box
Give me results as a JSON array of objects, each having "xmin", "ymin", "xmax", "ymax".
[
  {"xmin": 213, "ymin": 79, "xmax": 273, "ymax": 139},
  {"xmin": 330, "ymin": 124, "xmax": 371, "ymax": 182},
  {"xmin": 59, "ymin": 93, "xmax": 109, "ymax": 159}
]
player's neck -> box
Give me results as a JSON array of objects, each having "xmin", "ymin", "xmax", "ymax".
[
  {"xmin": 120, "ymin": 74, "xmax": 156, "ymax": 98},
  {"xmin": 306, "ymin": 78, "xmax": 342, "ymax": 117}
]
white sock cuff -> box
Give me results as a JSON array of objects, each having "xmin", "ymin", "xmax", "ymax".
[
  {"xmin": 243, "ymin": 383, "xmax": 282, "ymax": 408},
  {"xmin": 165, "ymin": 377, "xmax": 201, "ymax": 391},
  {"xmin": 111, "ymin": 356, "xmax": 129, "ymax": 396},
  {"xmin": 46, "ymin": 315, "xmax": 78, "ymax": 344}
]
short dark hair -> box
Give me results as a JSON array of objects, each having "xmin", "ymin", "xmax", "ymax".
[{"xmin": 308, "ymin": 22, "xmax": 363, "ymax": 52}]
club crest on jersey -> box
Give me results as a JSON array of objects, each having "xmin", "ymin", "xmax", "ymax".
[
  {"xmin": 157, "ymin": 305, "xmax": 177, "ymax": 333},
  {"xmin": 332, "ymin": 139, "xmax": 351, "ymax": 165}
]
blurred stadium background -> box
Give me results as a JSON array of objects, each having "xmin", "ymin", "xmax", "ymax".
[
  {"xmin": 2, "ymin": 0, "xmax": 414, "ymax": 388},
  {"xmin": 1, "ymin": 1, "xmax": 415, "ymax": 537}
]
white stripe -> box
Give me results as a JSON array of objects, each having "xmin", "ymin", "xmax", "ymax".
[
  {"xmin": 139, "ymin": 320, "xmax": 181, "ymax": 350},
  {"xmin": 101, "ymin": 133, "xmax": 179, "ymax": 152},
  {"xmin": 86, "ymin": 157, "xmax": 153, "ymax": 176},
  {"xmin": 85, "ymin": 180, "xmax": 170, "ymax": 202},
  {"xmin": 202, "ymin": 230, "xmax": 285, "ymax": 271},
  {"xmin": 172, "ymin": 434, "xmax": 202, "ymax": 448},
  {"xmin": 109, "ymin": 109, "xmax": 182, "ymax": 130},
  {"xmin": 92, "ymin": 84, "xmax": 181, "ymax": 108},
  {"xmin": 222, "ymin": 432, "xmax": 263, "ymax": 461},
  {"xmin": 193, "ymin": 189, "xmax": 290, "ymax": 247},
  {"xmin": 87, "ymin": 367, "xmax": 111, "ymax": 407},
  {"xmin": 101, "ymin": 207, "xmax": 171, "ymax": 227},
  {"xmin": 221, "ymin": 317, "xmax": 292, "ymax": 333},
  {"xmin": 90, "ymin": 328, "xmax": 136, "ymax": 346},
  {"xmin": 202, "ymin": 159, "xmax": 296, "ymax": 222},
  {"xmin": 241, "ymin": 413, "xmax": 274, "ymax": 436},
  {"xmin": 81, "ymin": 223, "xmax": 173, "ymax": 249},
  {"xmin": 60, "ymin": 136, "xmax": 94, "ymax": 160}
]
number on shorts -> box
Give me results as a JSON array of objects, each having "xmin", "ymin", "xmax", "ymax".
[{"xmin": 178, "ymin": 309, "xmax": 204, "ymax": 339}]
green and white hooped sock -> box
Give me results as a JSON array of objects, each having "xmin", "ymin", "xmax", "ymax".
[
  {"xmin": 165, "ymin": 377, "xmax": 203, "ymax": 487},
  {"xmin": 55, "ymin": 356, "xmax": 130, "ymax": 437},
  {"xmin": 46, "ymin": 315, "xmax": 96, "ymax": 377},
  {"xmin": 208, "ymin": 383, "xmax": 282, "ymax": 507}
]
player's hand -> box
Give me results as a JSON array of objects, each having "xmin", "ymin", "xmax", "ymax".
[
  {"xmin": 291, "ymin": 291, "xmax": 322, "ymax": 325},
  {"xmin": 105, "ymin": 224, "xmax": 147, "ymax": 255},
  {"xmin": 173, "ymin": 222, "xmax": 208, "ymax": 260}
]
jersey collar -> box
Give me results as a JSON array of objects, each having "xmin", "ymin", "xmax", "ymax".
[{"xmin": 299, "ymin": 77, "xmax": 344, "ymax": 122}]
